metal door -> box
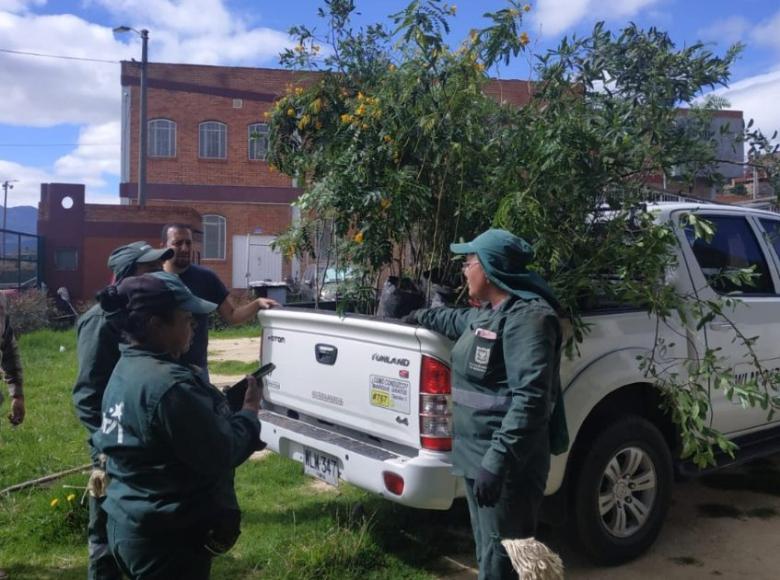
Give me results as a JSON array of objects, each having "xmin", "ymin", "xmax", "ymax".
[{"xmin": 232, "ymin": 235, "xmax": 281, "ymax": 288}]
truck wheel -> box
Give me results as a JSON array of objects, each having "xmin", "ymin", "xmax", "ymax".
[{"xmin": 572, "ymin": 415, "xmax": 673, "ymax": 564}]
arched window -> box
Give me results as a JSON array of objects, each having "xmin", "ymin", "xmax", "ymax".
[
  {"xmin": 199, "ymin": 121, "xmax": 227, "ymax": 159},
  {"xmin": 248, "ymin": 122, "xmax": 269, "ymax": 161},
  {"xmin": 148, "ymin": 118, "xmax": 176, "ymax": 157},
  {"xmin": 202, "ymin": 214, "xmax": 226, "ymax": 260}
]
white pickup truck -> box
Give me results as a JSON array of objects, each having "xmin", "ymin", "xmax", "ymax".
[{"xmin": 256, "ymin": 202, "xmax": 780, "ymax": 564}]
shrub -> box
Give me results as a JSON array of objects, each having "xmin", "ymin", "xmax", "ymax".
[{"xmin": 6, "ymin": 289, "xmax": 54, "ymax": 334}]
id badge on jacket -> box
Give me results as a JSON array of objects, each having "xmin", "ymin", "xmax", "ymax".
[{"xmin": 466, "ymin": 328, "xmax": 498, "ymax": 382}]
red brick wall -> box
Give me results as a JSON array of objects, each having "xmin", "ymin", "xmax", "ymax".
[{"xmin": 149, "ymin": 199, "xmax": 293, "ymax": 286}]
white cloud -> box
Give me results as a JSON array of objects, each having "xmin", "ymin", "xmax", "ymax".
[
  {"xmin": 0, "ymin": 159, "xmax": 53, "ymax": 206},
  {"xmin": 710, "ymin": 69, "xmax": 780, "ymax": 144},
  {"xmin": 698, "ymin": 16, "xmax": 751, "ymax": 46},
  {"xmin": 0, "ymin": 121, "xmax": 121, "ymax": 206},
  {"xmin": 54, "ymin": 121, "xmax": 120, "ymax": 188},
  {"xmin": 530, "ymin": 0, "xmax": 660, "ymax": 37},
  {"xmin": 752, "ymin": 9, "xmax": 780, "ymax": 51}
]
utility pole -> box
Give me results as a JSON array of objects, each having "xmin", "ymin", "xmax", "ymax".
[
  {"xmin": 1, "ymin": 179, "xmax": 18, "ymax": 259},
  {"xmin": 114, "ymin": 26, "xmax": 149, "ymax": 208},
  {"xmin": 138, "ymin": 28, "xmax": 148, "ymax": 209}
]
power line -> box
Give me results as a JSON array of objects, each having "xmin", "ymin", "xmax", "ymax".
[
  {"xmin": 0, "ymin": 48, "xmax": 119, "ymax": 64},
  {"xmin": 0, "ymin": 143, "xmax": 119, "ymax": 147}
]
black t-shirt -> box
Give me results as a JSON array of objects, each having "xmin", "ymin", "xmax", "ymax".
[{"xmin": 178, "ymin": 264, "xmax": 229, "ymax": 369}]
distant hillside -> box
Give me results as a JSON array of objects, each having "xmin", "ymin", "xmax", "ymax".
[{"xmin": 0, "ymin": 206, "xmax": 38, "ymax": 254}]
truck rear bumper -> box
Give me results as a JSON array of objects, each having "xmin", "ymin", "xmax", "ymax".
[{"xmin": 258, "ymin": 410, "xmax": 460, "ymax": 509}]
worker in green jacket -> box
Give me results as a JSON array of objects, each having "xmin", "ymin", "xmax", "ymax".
[
  {"xmin": 405, "ymin": 229, "xmax": 568, "ymax": 580},
  {"xmin": 72, "ymin": 241, "xmax": 173, "ymax": 580},
  {"xmin": 93, "ymin": 272, "xmax": 262, "ymax": 580}
]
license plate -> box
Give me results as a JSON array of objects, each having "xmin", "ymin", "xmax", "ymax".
[{"xmin": 303, "ymin": 447, "xmax": 340, "ymax": 486}]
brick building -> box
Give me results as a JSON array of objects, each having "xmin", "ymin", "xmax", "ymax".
[
  {"xmin": 118, "ymin": 61, "xmax": 535, "ymax": 290},
  {"xmin": 38, "ymin": 183, "xmax": 202, "ymax": 301}
]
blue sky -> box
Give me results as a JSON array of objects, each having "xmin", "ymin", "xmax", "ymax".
[{"xmin": 0, "ymin": 0, "xmax": 778, "ymax": 207}]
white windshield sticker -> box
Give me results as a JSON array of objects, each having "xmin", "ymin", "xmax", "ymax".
[{"xmin": 369, "ymin": 375, "xmax": 410, "ymax": 414}]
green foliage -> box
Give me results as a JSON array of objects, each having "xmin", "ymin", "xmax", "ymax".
[{"xmin": 268, "ymin": 1, "xmax": 780, "ymax": 467}]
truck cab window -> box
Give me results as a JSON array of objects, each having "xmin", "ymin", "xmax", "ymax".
[{"xmin": 685, "ymin": 215, "xmax": 774, "ymax": 295}]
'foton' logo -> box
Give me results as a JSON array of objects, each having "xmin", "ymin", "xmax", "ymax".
[
  {"xmin": 266, "ymin": 335, "xmax": 286, "ymax": 343},
  {"xmin": 371, "ymin": 353, "xmax": 410, "ymax": 367}
]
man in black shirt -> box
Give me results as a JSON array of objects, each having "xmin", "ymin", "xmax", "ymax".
[{"xmin": 161, "ymin": 224, "xmax": 278, "ymax": 376}]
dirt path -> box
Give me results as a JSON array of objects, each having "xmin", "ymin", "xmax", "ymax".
[
  {"xmin": 208, "ymin": 337, "xmax": 780, "ymax": 578},
  {"xmin": 208, "ymin": 336, "xmax": 260, "ymax": 384},
  {"xmin": 439, "ymin": 455, "xmax": 780, "ymax": 579}
]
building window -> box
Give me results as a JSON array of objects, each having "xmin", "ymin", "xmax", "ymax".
[
  {"xmin": 55, "ymin": 248, "xmax": 78, "ymax": 271},
  {"xmin": 248, "ymin": 123, "xmax": 269, "ymax": 161},
  {"xmin": 202, "ymin": 215, "xmax": 226, "ymax": 260},
  {"xmin": 199, "ymin": 121, "xmax": 227, "ymax": 159},
  {"xmin": 148, "ymin": 118, "xmax": 176, "ymax": 157}
]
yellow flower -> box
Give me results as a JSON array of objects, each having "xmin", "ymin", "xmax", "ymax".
[
  {"xmin": 475, "ymin": 62, "xmax": 485, "ymax": 73},
  {"xmin": 295, "ymin": 87, "xmax": 304, "ymax": 95},
  {"xmin": 297, "ymin": 114, "xmax": 311, "ymax": 130},
  {"xmin": 50, "ymin": 498, "xmax": 59, "ymax": 508},
  {"xmin": 355, "ymin": 104, "xmax": 366, "ymax": 116},
  {"xmin": 523, "ymin": 4, "xmax": 532, "ymax": 12},
  {"xmin": 357, "ymin": 91, "xmax": 365, "ymax": 101},
  {"xmin": 67, "ymin": 493, "xmax": 76, "ymax": 502},
  {"xmin": 450, "ymin": 5, "xmax": 457, "ymax": 15},
  {"xmin": 361, "ymin": 123, "xmax": 369, "ymax": 130},
  {"xmin": 353, "ymin": 231, "xmax": 364, "ymax": 244},
  {"xmin": 263, "ymin": 110, "xmax": 270, "ymax": 119},
  {"xmin": 287, "ymin": 107, "xmax": 296, "ymax": 117},
  {"xmin": 311, "ymin": 98, "xmax": 322, "ymax": 113},
  {"xmin": 340, "ymin": 113, "xmax": 353, "ymax": 124},
  {"xmin": 315, "ymin": 121, "xmax": 323, "ymax": 130},
  {"xmin": 383, "ymin": 135, "xmax": 393, "ymax": 143},
  {"xmin": 388, "ymin": 63, "xmax": 396, "ymax": 72},
  {"xmin": 380, "ymin": 198, "xmax": 391, "ymax": 210},
  {"xmin": 519, "ymin": 32, "xmax": 530, "ymax": 46}
]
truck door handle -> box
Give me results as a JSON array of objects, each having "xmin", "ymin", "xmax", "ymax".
[
  {"xmin": 708, "ymin": 322, "xmax": 731, "ymax": 331},
  {"xmin": 315, "ymin": 343, "xmax": 338, "ymax": 365}
]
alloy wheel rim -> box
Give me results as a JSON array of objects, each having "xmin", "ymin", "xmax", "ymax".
[{"xmin": 597, "ymin": 445, "xmax": 657, "ymax": 538}]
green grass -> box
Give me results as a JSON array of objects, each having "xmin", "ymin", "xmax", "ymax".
[
  {"xmin": 211, "ymin": 323, "xmax": 262, "ymax": 340},
  {"xmin": 210, "ymin": 359, "xmax": 260, "ymax": 376},
  {"xmin": 0, "ymin": 329, "xmax": 469, "ymax": 579}
]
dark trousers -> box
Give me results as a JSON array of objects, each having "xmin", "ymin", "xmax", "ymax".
[
  {"xmin": 88, "ymin": 495, "xmax": 122, "ymax": 580},
  {"xmin": 464, "ymin": 471, "xmax": 545, "ymax": 580},
  {"xmin": 107, "ymin": 517, "xmax": 213, "ymax": 580}
]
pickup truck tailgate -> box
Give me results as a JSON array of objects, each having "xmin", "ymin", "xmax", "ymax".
[{"xmin": 258, "ymin": 309, "xmax": 428, "ymax": 449}]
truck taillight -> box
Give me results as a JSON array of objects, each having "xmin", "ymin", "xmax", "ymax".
[{"xmin": 419, "ymin": 356, "xmax": 452, "ymax": 451}]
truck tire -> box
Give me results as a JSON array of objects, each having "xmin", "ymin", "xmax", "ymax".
[{"xmin": 572, "ymin": 415, "xmax": 673, "ymax": 564}]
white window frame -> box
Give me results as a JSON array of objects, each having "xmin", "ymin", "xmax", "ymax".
[
  {"xmin": 148, "ymin": 118, "xmax": 176, "ymax": 158},
  {"xmin": 248, "ymin": 122, "xmax": 269, "ymax": 161},
  {"xmin": 202, "ymin": 214, "xmax": 226, "ymax": 260},
  {"xmin": 199, "ymin": 121, "xmax": 227, "ymax": 159}
]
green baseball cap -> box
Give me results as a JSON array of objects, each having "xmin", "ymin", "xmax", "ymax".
[
  {"xmin": 118, "ymin": 271, "xmax": 217, "ymax": 315},
  {"xmin": 107, "ymin": 241, "xmax": 174, "ymax": 281},
  {"xmin": 451, "ymin": 229, "xmax": 560, "ymax": 310}
]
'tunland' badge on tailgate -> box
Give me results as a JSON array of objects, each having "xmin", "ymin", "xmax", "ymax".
[{"xmin": 369, "ymin": 375, "xmax": 411, "ymax": 414}]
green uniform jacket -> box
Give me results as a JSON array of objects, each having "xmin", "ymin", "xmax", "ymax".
[
  {"xmin": 93, "ymin": 345, "xmax": 260, "ymax": 534},
  {"xmin": 72, "ymin": 304, "xmax": 121, "ymax": 463},
  {"xmin": 413, "ymin": 297, "xmax": 566, "ymax": 481}
]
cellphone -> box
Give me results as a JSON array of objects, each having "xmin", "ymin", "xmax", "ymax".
[{"xmin": 223, "ymin": 362, "xmax": 276, "ymax": 413}]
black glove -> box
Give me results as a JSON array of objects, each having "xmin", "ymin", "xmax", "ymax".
[{"xmin": 474, "ymin": 467, "xmax": 502, "ymax": 507}]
